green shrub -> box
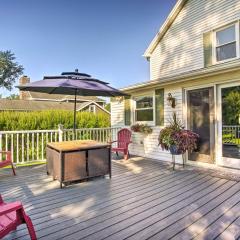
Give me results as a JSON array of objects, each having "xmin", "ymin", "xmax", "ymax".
[{"xmin": 0, "ymin": 110, "xmax": 110, "ymax": 131}]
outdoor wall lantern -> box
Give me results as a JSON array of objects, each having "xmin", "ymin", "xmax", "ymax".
[
  {"xmin": 115, "ymin": 96, "xmax": 124, "ymax": 103},
  {"xmin": 167, "ymin": 93, "xmax": 176, "ymax": 108}
]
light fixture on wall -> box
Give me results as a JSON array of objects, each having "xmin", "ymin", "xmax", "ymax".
[
  {"xmin": 167, "ymin": 93, "xmax": 176, "ymax": 108},
  {"xmin": 115, "ymin": 96, "xmax": 124, "ymax": 103}
]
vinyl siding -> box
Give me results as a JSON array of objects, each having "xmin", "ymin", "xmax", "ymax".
[
  {"xmin": 150, "ymin": 0, "xmax": 240, "ymax": 80},
  {"xmin": 111, "ymin": 101, "xmax": 125, "ymax": 128}
]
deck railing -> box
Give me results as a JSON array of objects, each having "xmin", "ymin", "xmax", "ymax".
[
  {"xmin": 222, "ymin": 125, "xmax": 240, "ymax": 145},
  {"xmin": 0, "ymin": 126, "xmax": 121, "ymax": 164}
]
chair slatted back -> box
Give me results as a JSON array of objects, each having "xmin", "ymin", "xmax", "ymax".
[{"xmin": 117, "ymin": 129, "xmax": 131, "ymax": 149}]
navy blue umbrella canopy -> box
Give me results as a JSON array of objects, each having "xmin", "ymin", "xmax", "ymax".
[
  {"xmin": 18, "ymin": 70, "xmax": 127, "ymax": 97},
  {"xmin": 17, "ymin": 70, "xmax": 128, "ymax": 137}
]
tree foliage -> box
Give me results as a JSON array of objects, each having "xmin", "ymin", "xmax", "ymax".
[
  {"xmin": 0, "ymin": 110, "xmax": 110, "ymax": 131},
  {"xmin": 223, "ymin": 90, "xmax": 240, "ymax": 125},
  {"xmin": 105, "ymin": 103, "xmax": 111, "ymax": 112},
  {"xmin": 0, "ymin": 50, "xmax": 24, "ymax": 90}
]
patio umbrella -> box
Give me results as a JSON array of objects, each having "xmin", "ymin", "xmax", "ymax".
[{"xmin": 17, "ymin": 69, "xmax": 128, "ymax": 137}]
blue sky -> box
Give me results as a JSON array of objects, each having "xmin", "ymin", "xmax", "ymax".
[{"xmin": 0, "ymin": 0, "xmax": 176, "ymax": 97}]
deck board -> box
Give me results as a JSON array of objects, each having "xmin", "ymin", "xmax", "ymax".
[{"xmin": 0, "ymin": 157, "xmax": 239, "ymax": 240}]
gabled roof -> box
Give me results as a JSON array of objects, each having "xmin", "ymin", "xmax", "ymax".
[
  {"xmin": 143, "ymin": 0, "xmax": 188, "ymax": 58},
  {"xmin": 77, "ymin": 101, "xmax": 110, "ymax": 114}
]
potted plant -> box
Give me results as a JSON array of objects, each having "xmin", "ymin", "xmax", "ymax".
[
  {"xmin": 158, "ymin": 113, "xmax": 199, "ymax": 155},
  {"xmin": 131, "ymin": 123, "xmax": 153, "ymax": 134},
  {"xmin": 131, "ymin": 123, "xmax": 153, "ymax": 144}
]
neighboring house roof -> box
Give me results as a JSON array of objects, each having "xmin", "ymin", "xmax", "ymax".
[
  {"xmin": 28, "ymin": 92, "xmax": 105, "ymax": 102},
  {"xmin": 0, "ymin": 99, "xmax": 110, "ymax": 114},
  {"xmin": 77, "ymin": 101, "xmax": 110, "ymax": 114},
  {"xmin": 143, "ymin": 0, "xmax": 188, "ymax": 58}
]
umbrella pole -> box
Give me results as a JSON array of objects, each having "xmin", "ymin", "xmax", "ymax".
[{"xmin": 73, "ymin": 89, "xmax": 77, "ymax": 139}]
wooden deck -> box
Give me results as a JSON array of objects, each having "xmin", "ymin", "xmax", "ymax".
[{"xmin": 1, "ymin": 158, "xmax": 240, "ymax": 240}]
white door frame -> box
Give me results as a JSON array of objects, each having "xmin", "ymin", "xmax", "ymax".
[
  {"xmin": 216, "ymin": 81, "xmax": 240, "ymax": 169},
  {"xmin": 183, "ymin": 84, "xmax": 216, "ymax": 166}
]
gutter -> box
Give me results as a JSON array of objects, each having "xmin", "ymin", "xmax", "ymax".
[{"xmin": 121, "ymin": 60, "xmax": 240, "ymax": 92}]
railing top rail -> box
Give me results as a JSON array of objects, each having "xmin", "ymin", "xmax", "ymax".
[
  {"xmin": 223, "ymin": 125, "xmax": 240, "ymax": 127},
  {"xmin": 63, "ymin": 127, "xmax": 121, "ymax": 131},
  {"xmin": 0, "ymin": 129, "xmax": 59, "ymax": 134},
  {"xmin": 0, "ymin": 127, "xmax": 121, "ymax": 135}
]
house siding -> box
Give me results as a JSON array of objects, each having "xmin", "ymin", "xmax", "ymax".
[
  {"xmin": 111, "ymin": 101, "xmax": 125, "ymax": 128},
  {"xmin": 150, "ymin": 0, "xmax": 240, "ymax": 80}
]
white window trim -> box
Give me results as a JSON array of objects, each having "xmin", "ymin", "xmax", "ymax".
[
  {"xmin": 212, "ymin": 22, "xmax": 240, "ymax": 65},
  {"xmin": 132, "ymin": 91, "xmax": 155, "ymax": 126}
]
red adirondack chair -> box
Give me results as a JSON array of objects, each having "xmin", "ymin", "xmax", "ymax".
[
  {"xmin": 111, "ymin": 128, "xmax": 132, "ymax": 160},
  {"xmin": 0, "ymin": 151, "xmax": 16, "ymax": 175},
  {"xmin": 0, "ymin": 195, "xmax": 37, "ymax": 239}
]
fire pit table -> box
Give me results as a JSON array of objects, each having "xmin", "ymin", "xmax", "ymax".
[{"xmin": 46, "ymin": 140, "xmax": 111, "ymax": 188}]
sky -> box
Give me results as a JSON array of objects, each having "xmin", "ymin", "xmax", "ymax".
[{"xmin": 0, "ymin": 0, "xmax": 176, "ymax": 97}]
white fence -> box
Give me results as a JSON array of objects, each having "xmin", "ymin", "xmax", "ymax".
[
  {"xmin": 222, "ymin": 125, "xmax": 240, "ymax": 145},
  {"xmin": 0, "ymin": 127, "xmax": 121, "ymax": 164}
]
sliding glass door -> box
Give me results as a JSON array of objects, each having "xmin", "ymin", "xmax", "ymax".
[{"xmin": 218, "ymin": 83, "xmax": 240, "ymax": 169}]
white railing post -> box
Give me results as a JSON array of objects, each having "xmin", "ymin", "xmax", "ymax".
[
  {"xmin": 0, "ymin": 133, "xmax": 2, "ymax": 161},
  {"xmin": 58, "ymin": 124, "xmax": 64, "ymax": 142}
]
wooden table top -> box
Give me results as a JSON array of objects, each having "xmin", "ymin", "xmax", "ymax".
[{"xmin": 47, "ymin": 140, "xmax": 110, "ymax": 152}]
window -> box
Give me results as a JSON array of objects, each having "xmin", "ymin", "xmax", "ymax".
[
  {"xmin": 215, "ymin": 24, "xmax": 237, "ymax": 62},
  {"xmin": 89, "ymin": 105, "xmax": 95, "ymax": 113},
  {"xmin": 135, "ymin": 95, "xmax": 154, "ymax": 122}
]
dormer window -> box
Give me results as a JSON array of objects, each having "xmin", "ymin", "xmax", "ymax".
[{"xmin": 214, "ymin": 24, "xmax": 239, "ymax": 63}]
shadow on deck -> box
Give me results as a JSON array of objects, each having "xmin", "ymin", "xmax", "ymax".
[{"xmin": 0, "ymin": 157, "xmax": 240, "ymax": 240}]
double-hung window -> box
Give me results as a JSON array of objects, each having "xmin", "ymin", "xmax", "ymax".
[
  {"xmin": 215, "ymin": 24, "xmax": 238, "ymax": 62},
  {"xmin": 124, "ymin": 90, "xmax": 164, "ymax": 126},
  {"xmin": 135, "ymin": 95, "xmax": 154, "ymax": 123}
]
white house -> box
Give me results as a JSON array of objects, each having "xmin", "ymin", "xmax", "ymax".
[{"xmin": 111, "ymin": 0, "xmax": 240, "ymax": 170}]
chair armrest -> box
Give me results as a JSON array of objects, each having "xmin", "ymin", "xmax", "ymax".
[
  {"xmin": 0, "ymin": 202, "xmax": 23, "ymax": 216},
  {"xmin": 0, "ymin": 151, "xmax": 11, "ymax": 154},
  {"xmin": 108, "ymin": 140, "xmax": 118, "ymax": 144},
  {"xmin": 0, "ymin": 151, "xmax": 11, "ymax": 161}
]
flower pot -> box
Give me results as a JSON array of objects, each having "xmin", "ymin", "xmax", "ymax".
[
  {"xmin": 132, "ymin": 132, "xmax": 145, "ymax": 145},
  {"xmin": 169, "ymin": 145, "xmax": 185, "ymax": 155}
]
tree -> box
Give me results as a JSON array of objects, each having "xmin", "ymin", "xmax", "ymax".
[
  {"xmin": 0, "ymin": 50, "xmax": 24, "ymax": 90},
  {"xmin": 223, "ymin": 90, "xmax": 240, "ymax": 125}
]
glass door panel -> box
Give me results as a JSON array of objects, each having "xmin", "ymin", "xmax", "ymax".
[
  {"xmin": 187, "ymin": 87, "xmax": 215, "ymax": 163},
  {"xmin": 222, "ymin": 85, "xmax": 240, "ymax": 160}
]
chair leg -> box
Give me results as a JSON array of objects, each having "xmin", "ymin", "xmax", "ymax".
[
  {"xmin": 124, "ymin": 150, "xmax": 129, "ymax": 160},
  {"xmin": 24, "ymin": 215, "xmax": 37, "ymax": 240},
  {"xmin": 116, "ymin": 151, "xmax": 118, "ymax": 156},
  {"xmin": 11, "ymin": 163, "xmax": 16, "ymax": 176}
]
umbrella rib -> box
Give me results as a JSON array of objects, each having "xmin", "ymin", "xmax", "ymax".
[{"xmin": 48, "ymin": 87, "xmax": 58, "ymax": 94}]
